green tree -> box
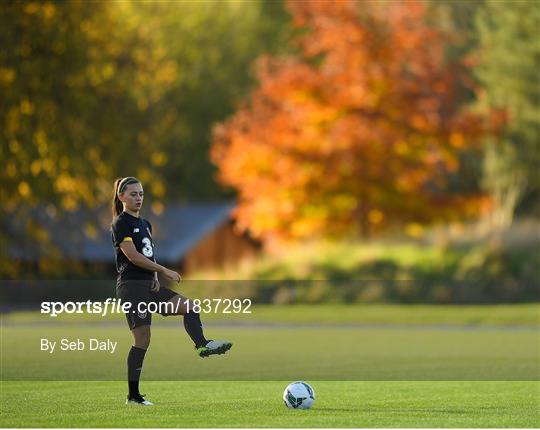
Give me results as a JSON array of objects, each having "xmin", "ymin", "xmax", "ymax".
[
  {"xmin": 127, "ymin": 0, "xmax": 291, "ymax": 201},
  {"xmin": 474, "ymin": 0, "xmax": 540, "ymax": 227}
]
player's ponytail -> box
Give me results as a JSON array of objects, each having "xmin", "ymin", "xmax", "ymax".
[{"xmin": 112, "ymin": 177, "xmax": 140, "ymax": 219}]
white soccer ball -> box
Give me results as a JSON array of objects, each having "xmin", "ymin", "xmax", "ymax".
[{"xmin": 283, "ymin": 381, "xmax": 316, "ymax": 409}]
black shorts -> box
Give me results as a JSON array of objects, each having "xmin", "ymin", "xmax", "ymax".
[{"xmin": 116, "ymin": 280, "xmax": 178, "ymax": 329}]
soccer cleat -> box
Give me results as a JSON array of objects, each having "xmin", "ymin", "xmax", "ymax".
[
  {"xmin": 126, "ymin": 394, "xmax": 154, "ymax": 406},
  {"xmin": 196, "ymin": 340, "xmax": 233, "ymax": 358}
]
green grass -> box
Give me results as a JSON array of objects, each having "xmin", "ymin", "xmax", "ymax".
[
  {"xmin": 2, "ymin": 305, "xmax": 539, "ymax": 427},
  {"xmin": 1, "ymin": 381, "xmax": 538, "ymax": 427},
  {"xmin": 2, "ymin": 324, "xmax": 538, "ymax": 381}
]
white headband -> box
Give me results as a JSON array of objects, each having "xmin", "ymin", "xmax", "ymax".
[{"xmin": 117, "ymin": 177, "xmax": 137, "ymax": 195}]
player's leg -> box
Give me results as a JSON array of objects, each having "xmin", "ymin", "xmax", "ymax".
[
  {"xmin": 128, "ymin": 324, "xmax": 150, "ymax": 394},
  {"xmin": 117, "ymin": 280, "xmax": 155, "ymax": 406},
  {"xmin": 165, "ymin": 293, "xmax": 207, "ymax": 347},
  {"xmin": 126, "ymin": 323, "xmax": 154, "ymax": 405},
  {"xmin": 159, "ymin": 291, "xmax": 233, "ymax": 357}
]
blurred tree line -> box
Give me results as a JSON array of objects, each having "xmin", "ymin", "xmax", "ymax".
[
  {"xmin": 1, "ymin": 0, "xmax": 290, "ymax": 206},
  {"xmin": 1, "ymin": 0, "xmax": 290, "ymax": 276},
  {"xmin": 474, "ymin": 0, "xmax": 540, "ymax": 227},
  {"xmin": 431, "ymin": 0, "xmax": 539, "ymax": 227},
  {"xmin": 1, "ymin": 0, "xmax": 538, "ymax": 278}
]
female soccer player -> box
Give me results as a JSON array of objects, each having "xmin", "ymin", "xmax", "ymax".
[{"xmin": 111, "ymin": 176, "xmax": 232, "ymax": 406}]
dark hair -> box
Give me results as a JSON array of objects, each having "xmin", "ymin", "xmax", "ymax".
[{"xmin": 112, "ymin": 177, "xmax": 140, "ymax": 219}]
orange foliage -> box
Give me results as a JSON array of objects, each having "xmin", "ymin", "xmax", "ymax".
[{"xmin": 211, "ymin": 0, "xmax": 489, "ymax": 240}]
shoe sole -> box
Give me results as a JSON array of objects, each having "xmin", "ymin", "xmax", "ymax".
[
  {"xmin": 125, "ymin": 400, "xmax": 154, "ymax": 406},
  {"xmin": 199, "ymin": 342, "xmax": 233, "ymax": 358}
]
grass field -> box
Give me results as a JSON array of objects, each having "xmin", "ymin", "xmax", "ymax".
[
  {"xmin": 1, "ymin": 381, "xmax": 538, "ymax": 427},
  {"xmin": 1, "ymin": 304, "xmax": 539, "ymax": 427}
]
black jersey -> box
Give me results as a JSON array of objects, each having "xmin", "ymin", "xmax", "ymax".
[{"xmin": 111, "ymin": 211, "xmax": 156, "ymax": 283}]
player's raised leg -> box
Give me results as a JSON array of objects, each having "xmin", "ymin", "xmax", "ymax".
[{"xmin": 167, "ymin": 294, "xmax": 233, "ymax": 358}]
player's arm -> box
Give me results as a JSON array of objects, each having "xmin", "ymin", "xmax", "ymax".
[{"xmin": 119, "ymin": 240, "xmax": 181, "ymax": 282}]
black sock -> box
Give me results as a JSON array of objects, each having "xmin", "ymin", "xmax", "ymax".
[
  {"xmin": 127, "ymin": 346, "xmax": 147, "ymax": 397},
  {"xmin": 183, "ymin": 311, "xmax": 207, "ymax": 348}
]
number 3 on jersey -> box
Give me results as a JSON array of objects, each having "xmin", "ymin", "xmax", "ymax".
[{"xmin": 142, "ymin": 237, "xmax": 154, "ymax": 257}]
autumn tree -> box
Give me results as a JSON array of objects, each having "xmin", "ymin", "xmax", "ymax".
[
  {"xmin": 0, "ymin": 0, "xmax": 290, "ymax": 277},
  {"xmin": 212, "ymin": 0, "xmax": 489, "ymax": 241},
  {"xmin": 0, "ymin": 1, "xmax": 177, "ymax": 276}
]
